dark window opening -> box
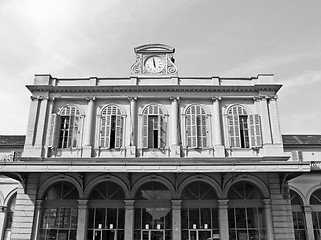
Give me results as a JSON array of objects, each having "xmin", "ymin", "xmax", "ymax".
[
  {"xmin": 148, "ymin": 116, "xmax": 158, "ymax": 148},
  {"xmin": 110, "ymin": 116, "xmax": 116, "ymax": 148},
  {"xmin": 239, "ymin": 116, "xmax": 249, "ymax": 148},
  {"xmin": 59, "ymin": 116, "xmax": 70, "ymax": 148}
]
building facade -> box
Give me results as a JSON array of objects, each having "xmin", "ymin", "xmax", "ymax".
[{"xmin": 0, "ymin": 44, "xmax": 314, "ymax": 240}]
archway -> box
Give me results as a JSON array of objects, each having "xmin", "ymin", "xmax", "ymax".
[
  {"xmin": 180, "ymin": 180, "xmax": 219, "ymax": 240},
  {"xmin": 134, "ymin": 181, "xmax": 172, "ymax": 240}
]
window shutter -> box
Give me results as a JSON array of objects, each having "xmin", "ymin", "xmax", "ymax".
[
  {"xmin": 229, "ymin": 115, "xmax": 241, "ymax": 148},
  {"xmin": 190, "ymin": 107, "xmax": 198, "ymax": 148},
  {"xmin": 249, "ymin": 114, "xmax": 263, "ymax": 148},
  {"xmin": 105, "ymin": 115, "xmax": 111, "ymax": 148},
  {"xmin": 47, "ymin": 113, "xmax": 60, "ymax": 148},
  {"xmin": 142, "ymin": 114, "xmax": 148, "ymax": 148},
  {"xmin": 158, "ymin": 115, "xmax": 166, "ymax": 149},
  {"xmin": 114, "ymin": 115, "xmax": 123, "ymax": 149}
]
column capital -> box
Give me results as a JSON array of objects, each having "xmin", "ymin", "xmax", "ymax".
[
  {"xmin": 253, "ymin": 95, "xmax": 269, "ymax": 102},
  {"xmin": 0, "ymin": 206, "xmax": 8, "ymax": 212},
  {"xmin": 30, "ymin": 95, "xmax": 49, "ymax": 101},
  {"xmin": 170, "ymin": 96, "xmax": 180, "ymax": 102},
  {"xmin": 171, "ymin": 200, "xmax": 182, "ymax": 210},
  {"xmin": 35, "ymin": 200, "xmax": 44, "ymax": 208},
  {"xmin": 263, "ymin": 199, "xmax": 271, "ymax": 208},
  {"xmin": 124, "ymin": 200, "xmax": 135, "ymax": 209},
  {"xmin": 211, "ymin": 97, "xmax": 221, "ymax": 102},
  {"xmin": 77, "ymin": 199, "xmax": 89, "ymax": 208},
  {"xmin": 304, "ymin": 205, "xmax": 313, "ymax": 213},
  {"xmin": 218, "ymin": 199, "xmax": 229, "ymax": 208},
  {"xmin": 128, "ymin": 97, "xmax": 137, "ymax": 102},
  {"xmin": 48, "ymin": 97, "xmax": 56, "ymax": 102},
  {"xmin": 268, "ymin": 95, "xmax": 278, "ymax": 101},
  {"xmin": 85, "ymin": 97, "xmax": 96, "ymax": 102}
]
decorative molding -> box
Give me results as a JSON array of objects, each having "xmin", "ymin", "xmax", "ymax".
[
  {"xmin": 130, "ymin": 54, "xmax": 143, "ymax": 75},
  {"xmin": 170, "ymin": 96, "xmax": 180, "ymax": 102},
  {"xmin": 30, "ymin": 95, "xmax": 49, "ymax": 101},
  {"xmin": 167, "ymin": 53, "xmax": 178, "ymax": 75},
  {"xmin": 211, "ymin": 97, "xmax": 222, "ymax": 102},
  {"xmin": 85, "ymin": 97, "xmax": 96, "ymax": 101},
  {"xmin": 127, "ymin": 97, "xmax": 137, "ymax": 102}
]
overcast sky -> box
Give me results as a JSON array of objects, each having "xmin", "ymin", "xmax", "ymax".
[{"xmin": 0, "ymin": 0, "xmax": 321, "ymax": 135}]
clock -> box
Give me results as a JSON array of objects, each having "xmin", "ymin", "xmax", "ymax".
[{"xmin": 144, "ymin": 56, "xmax": 165, "ymax": 73}]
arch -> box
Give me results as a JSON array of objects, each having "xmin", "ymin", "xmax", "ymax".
[
  {"xmin": 225, "ymin": 104, "xmax": 251, "ymax": 115},
  {"xmin": 222, "ymin": 174, "xmax": 270, "ymax": 199},
  {"xmin": 3, "ymin": 187, "xmax": 17, "ymax": 206},
  {"xmin": 289, "ymin": 186, "xmax": 307, "ymax": 205},
  {"xmin": 37, "ymin": 175, "xmax": 83, "ymax": 199},
  {"xmin": 139, "ymin": 103, "xmax": 168, "ymax": 116},
  {"xmin": 182, "ymin": 103, "xmax": 211, "ymax": 116},
  {"xmin": 57, "ymin": 104, "xmax": 84, "ymax": 116},
  {"xmin": 306, "ymin": 185, "xmax": 321, "ymax": 205},
  {"xmin": 0, "ymin": 190, "xmax": 4, "ymax": 206},
  {"xmin": 177, "ymin": 174, "xmax": 222, "ymax": 198},
  {"xmin": 130, "ymin": 175, "xmax": 175, "ymax": 199},
  {"xmin": 84, "ymin": 174, "xmax": 130, "ymax": 199},
  {"xmin": 97, "ymin": 103, "xmax": 126, "ymax": 116}
]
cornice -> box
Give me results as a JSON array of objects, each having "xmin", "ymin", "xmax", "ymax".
[{"xmin": 26, "ymin": 84, "xmax": 282, "ymax": 94}]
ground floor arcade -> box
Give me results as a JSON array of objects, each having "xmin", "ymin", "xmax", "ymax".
[{"xmin": 6, "ymin": 171, "xmax": 301, "ymax": 240}]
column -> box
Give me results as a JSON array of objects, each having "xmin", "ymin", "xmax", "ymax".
[
  {"xmin": 170, "ymin": 97, "xmax": 180, "ymax": 157},
  {"xmin": 263, "ymin": 199, "xmax": 274, "ymax": 240},
  {"xmin": 44, "ymin": 98, "xmax": 55, "ymax": 158},
  {"xmin": 83, "ymin": 97, "xmax": 96, "ymax": 157},
  {"xmin": 23, "ymin": 96, "xmax": 41, "ymax": 157},
  {"xmin": 172, "ymin": 200, "xmax": 182, "ymax": 240},
  {"xmin": 304, "ymin": 205, "xmax": 314, "ymax": 240},
  {"xmin": 31, "ymin": 200, "xmax": 43, "ymax": 240},
  {"xmin": 76, "ymin": 200, "xmax": 88, "ymax": 240},
  {"xmin": 0, "ymin": 206, "xmax": 7, "ymax": 240},
  {"xmin": 254, "ymin": 95, "xmax": 273, "ymax": 155},
  {"xmin": 218, "ymin": 199, "xmax": 229, "ymax": 240},
  {"xmin": 212, "ymin": 97, "xmax": 224, "ymax": 157},
  {"xmin": 128, "ymin": 98, "xmax": 137, "ymax": 157},
  {"xmin": 124, "ymin": 200, "xmax": 135, "ymax": 240},
  {"xmin": 268, "ymin": 96, "xmax": 282, "ymax": 145}
]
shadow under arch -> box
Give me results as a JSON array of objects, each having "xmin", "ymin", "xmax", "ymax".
[
  {"xmin": 3, "ymin": 187, "xmax": 18, "ymax": 206},
  {"xmin": 84, "ymin": 174, "xmax": 129, "ymax": 199},
  {"xmin": 177, "ymin": 174, "xmax": 223, "ymax": 199},
  {"xmin": 307, "ymin": 185, "xmax": 321, "ymax": 205},
  {"xmin": 222, "ymin": 174, "xmax": 270, "ymax": 199},
  {"xmin": 130, "ymin": 174, "xmax": 175, "ymax": 199},
  {"xmin": 37, "ymin": 174, "xmax": 83, "ymax": 199},
  {"xmin": 289, "ymin": 186, "xmax": 307, "ymax": 206}
]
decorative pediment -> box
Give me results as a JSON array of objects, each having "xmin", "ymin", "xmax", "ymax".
[{"xmin": 131, "ymin": 44, "xmax": 178, "ymax": 76}]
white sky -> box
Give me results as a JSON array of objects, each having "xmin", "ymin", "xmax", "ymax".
[{"xmin": 0, "ymin": 0, "xmax": 321, "ymax": 135}]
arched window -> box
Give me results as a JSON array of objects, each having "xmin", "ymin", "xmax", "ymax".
[
  {"xmin": 227, "ymin": 105, "xmax": 262, "ymax": 149},
  {"xmin": 310, "ymin": 189, "xmax": 321, "ymax": 240},
  {"xmin": 3, "ymin": 193, "xmax": 16, "ymax": 239},
  {"xmin": 181, "ymin": 181, "xmax": 219, "ymax": 240},
  {"xmin": 87, "ymin": 181, "xmax": 125, "ymax": 240},
  {"xmin": 40, "ymin": 181, "xmax": 79, "ymax": 240},
  {"xmin": 290, "ymin": 189, "xmax": 306, "ymax": 240},
  {"xmin": 185, "ymin": 105, "xmax": 207, "ymax": 148},
  {"xmin": 227, "ymin": 181, "xmax": 266, "ymax": 240},
  {"xmin": 99, "ymin": 106, "xmax": 123, "ymax": 149},
  {"xmin": 47, "ymin": 105, "xmax": 82, "ymax": 149},
  {"xmin": 142, "ymin": 105, "xmax": 166, "ymax": 149}
]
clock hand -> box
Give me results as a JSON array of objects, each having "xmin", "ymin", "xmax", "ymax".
[{"xmin": 153, "ymin": 58, "xmax": 156, "ymax": 68}]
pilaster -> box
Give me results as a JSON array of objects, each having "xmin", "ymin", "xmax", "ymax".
[
  {"xmin": 218, "ymin": 199, "xmax": 229, "ymax": 240},
  {"xmin": 212, "ymin": 97, "xmax": 224, "ymax": 157},
  {"xmin": 303, "ymin": 205, "xmax": 314, "ymax": 240},
  {"xmin": 268, "ymin": 96, "xmax": 283, "ymax": 153},
  {"xmin": 170, "ymin": 97, "xmax": 181, "ymax": 157},
  {"xmin": 0, "ymin": 206, "xmax": 7, "ymax": 240},
  {"xmin": 127, "ymin": 97, "xmax": 137, "ymax": 157},
  {"xmin": 83, "ymin": 97, "xmax": 96, "ymax": 157},
  {"xmin": 31, "ymin": 200, "xmax": 43, "ymax": 240},
  {"xmin": 172, "ymin": 200, "xmax": 182, "ymax": 240},
  {"xmin": 124, "ymin": 200, "xmax": 135, "ymax": 240},
  {"xmin": 76, "ymin": 200, "xmax": 88, "ymax": 240},
  {"xmin": 263, "ymin": 199, "xmax": 274, "ymax": 240}
]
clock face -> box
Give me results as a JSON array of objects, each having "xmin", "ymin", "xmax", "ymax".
[{"xmin": 145, "ymin": 56, "xmax": 165, "ymax": 73}]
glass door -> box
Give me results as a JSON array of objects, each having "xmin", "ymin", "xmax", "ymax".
[
  {"xmin": 142, "ymin": 230, "xmax": 164, "ymax": 240},
  {"xmin": 189, "ymin": 230, "xmax": 212, "ymax": 240}
]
